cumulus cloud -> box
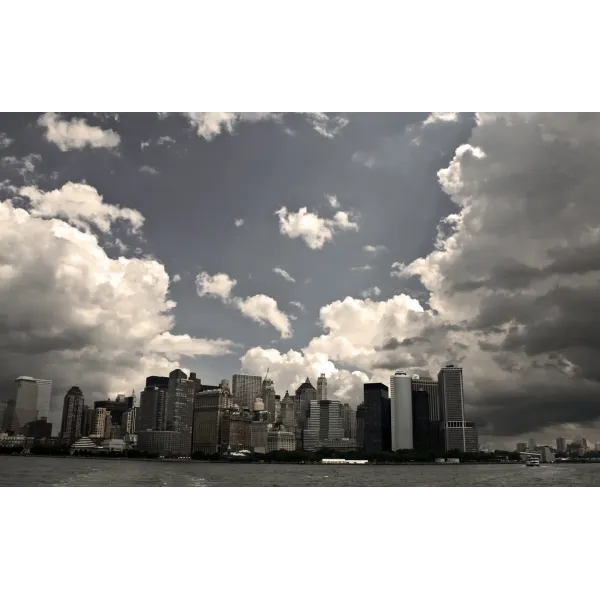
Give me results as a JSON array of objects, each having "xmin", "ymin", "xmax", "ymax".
[
  {"xmin": 172, "ymin": 273, "xmax": 181, "ymax": 283},
  {"xmin": 0, "ymin": 133, "xmax": 13, "ymax": 149},
  {"xmin": 273, "ymin": 267, "xmax": 295, "ymax": 282},
  {"xmin": 326, "ymin": 194, "xmax": 340, "ymax": 208},
  {"xmin": 139, "ymin": 165, "xmax": 159, "ymax": 175},
  {"xmin": 423, "ymin": 112, "xmax": 459, "ymax": 126},
  {"xmin": 0, "ymin": 190, "xmax": 237, "ymax": 431},
  {"xmin": 235, "ymin": 295, "xmax": 293, "ymax": 339},
  {"xmin": 305, "ymin": 113, "xmax": 349, "ymax": 139},
  {"xmin": 361, "ymin": 286, "xmax": 381, "ymax": 298},
  {"xmin": 185, "ymin": 113, "xmax": 280, "ymax": 140},
  {"xmin": 196, "ymin": 270, "xmax": 292, "ymax": 338},
  {"xmin": 195, "ymin": 271, "xmax": 237, "ymax": 301},
  {"xmin": 37, "ymin": 113, "xmax": 121, "ymax": 151},
  {"xmin": 275, "ymin": 205, "xmax": 359, "ymax": 249},
  {"xmin": 19, "ymin": 182, "xmax": 144, "ymax": 234},
  {"xmin": 290, "ymin": 301, "xmax": 306, "ymax": 312},
  {"xmin": 234, "ymin": 218, "xmax": 244, "ymax": 227},
  {"xmin": 364, "ymin": 244, "xmax": 388, "ymax": 255}
]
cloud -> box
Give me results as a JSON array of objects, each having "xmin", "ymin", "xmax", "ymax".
[
  {"xmin": 172, "ymin": 273, "xmax": 181, "ymax": 283},
  {"xmin": 361, "ymin": 286, "xmax": 381, "ymax": 298},
  {"xmin": 273, "ymin": 267, "xmax": 295, "ymax": 282},
  {"xmin": 235, "ymin": 295, "xmax": 293, "ymax": 339},
  {"xmin": 19, "ymin": 182, "xmax": 144, "ymax": 234},
  {"xmin": 37, "ymin": 113, "xmax": 121, "ymax": 152},
  {"xmin": 185, "ymin": 113, "xmax": 280, "ymax": 140},
  {"xmin": 0, "ymin": 189, "xmax": 237, "ymax": 431},
  {"xmin": 141, "ymin": 136, "xmax": 175, "ymax": 150},
  {"xmin": 351, "ymin": 265, "xmax": 373, "ymax": 271},
  {"xmin": 139, "ymin": 165, "xmax": 159, "ymax": 175},
  {"xmin": 234, "ymin": 218, "xmax": 244, "ymax": 227},
  {"xmin": 0, "ymin": 133, "xmax": 13, "ymax": 149},
  {"xmin": 290, "ymin": 301, "xmax": 306, "ymax": 312},
  {"xmin": 195, "ymin": 271, "xmax": 237, "ymax": 301},
  {"xmin": 326, "ymin": 194, "xmax": 340, "ymax": 208},
  {"xmin": 196, "ymin": 270, "xmax": 292, "ymax": 338},
  {"xmin": 1, "ymin": 154, "xmax": 42, "ymax": 182},
  {"xmin": 275, "ymin": 205, "xmax": 359, "ymax": 249},
  {"xmin": 364, "ymin": 244, "xmax": 388, "ymax": 255},
  {"xmin": 423, "ymin": 112, "xmax": 459, "ymax": 126},
  {"xmin": 305, "ymin": 113, "xmax": 349, "ymax": 139}
]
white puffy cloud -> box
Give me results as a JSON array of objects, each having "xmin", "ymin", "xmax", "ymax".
[
  {"xmin": 19, "ymin": 182, "xmax": 144, "ymax": 234},
  {"xmin": 235, "ymin": 295, "xmax": 293, "ymax": 339},
  {"xmin": 37, "ymin": 113, "xmax": 121, "ymax": 151},
  {"xmin": 360, "ymin": 286, "xmax": 381, "ymax": 298},
  {"xmin": 326, "ymin": 194, "xmax": 340, "ymax": 208},
  {"xmin": 0, "ymin": 191, "xmax": 238, "ymax": 429},
  {"xmin": 139, "ymin": 165, "xmax": 159, "ymax": 175},
  {"xmin": 234, "ymin": 218, "xmax": 244, "ymax": 227},
  {"xmin": 275, "ymin": 206, "xmax": 359, "ymax": 249},
  {"xmin": 172, "ymin": 273, "xmax": 182, "ymax": 283},
  {"xmin": 195, "ymin": 271, "xmax": 237, "ymax": 301},
  {"xmin": 423, "ymin": 112, "xmax": 459, "ymax": 126},
  {"xmin": 273, "ymin": 267, "xmax": 295, "ymax": 282},
  {"xmin": 364, "ymin": 244, "xmax": 388, "ymax": 255},
  {"xmin": 0, "ymin": 133, "xmax": 13, "ymax": 149},
  {"xmin": 185, "ymin": 113, "xmax": 280, "ymax": 140},
  {"xmin": 196, "ymin": 270, "xmax": 292, "ymax": 338},
  {"xmin": 305, "ymin": 113, "xmax": 349, "ymax": 139}
]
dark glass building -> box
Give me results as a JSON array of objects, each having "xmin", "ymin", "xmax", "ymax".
[
  {"xmin": 363, "ymin": 383, "xmax": 390, "ymax": 453},
  {"xmin": 411, "ymin": 390, "xmax": 433, "ymax": 453}
]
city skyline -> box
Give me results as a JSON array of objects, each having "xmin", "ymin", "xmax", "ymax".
[{"xmin": 1, "ymin": 112, "xmax": 599, "ymax": 448}]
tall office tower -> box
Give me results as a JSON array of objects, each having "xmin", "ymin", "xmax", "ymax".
[
  {"xmin": 528, "ymin": 438, "xmax": 537, "ymax": 451},
  {"xmin": 464, "ymin": 423, "xmax": 479, "ymax": 452},
  {"xmin": 438, "ymin": 365, "xmax": 467, "ymax": 452},
  {"xmin": 192, "ymin": 388, "xmax": 232, "ymax": 454},
  {"xmin": 356, "ymin": 402, "xmax": 366, "ymax": 449},
  {"xmin": 81, "ymin": 405, "xmax": 94, "ymax": 437},
  {"xmin": 60, "ymin": 386, "xmax": 85, "ymax": 440},
  {"xmin": 280, "ymin": 391, "xmax": 296, "ymax": 428},
  {"xmin": 221, "ymin": 409, "xmax": 252, "ymax": 451},
  {"xmin": 556, "ymin": 437, "xmax": 567, "ymax": 453},
  {"xmin": 295, "ymin": 377, "xmax": 317, "ymax": 425},
  {"xmin": 411, "ymin": 375, "xmax": 440, "ymax": 421},
  {"xmin": 317, "ymin": 374, "xmax": 327, "ymax": 401},
  {"xmin": 220, "ymin": 379, "xmax": 230, "ymax": 392},
  {"xmin": 1, "ymin": 399, "xmax": 17, "ymax": 432},
  {"xmin": 94, "ymin": 397, "xmax": 130, "ymax": 427},
  {"xmin": 390, "ymin": 371, "xmax": 413, "ymax": 451},
  {"xmin": 13, "ymin": 376, "xmax": 52, "ymax": 432},
  {"xmin": 341, "ymin": 403, "xmax": 357, "ymax": 440},
  {"xmin": 363, "ymin": 383, "xmax": 391, "ymax": 453},
  {"xmin": 91, "ymin": 407, "xmax": 111, "ymax": 438},
  {"xmin": 232, "ymin": 374, "xmax": 263, "ymax": 410},
  {"xmin": 0, "ymin": 399, "xmax": 8, "ymax": 432},
  {"xmin": 261, "ymin": 377, "xmax": 277, "ymax": 422},
  {"xmin": 141, "ymin": 375, "xmax": 169, "ymax": 431},
  {"xmin": 121, "ymin": 407, "xmax": 137, "ymax": 435},
  {"xmin": 516, "ymin": 442, "xmax": 528, "ymax": 453},
  {"xmin": 166, "ymin": 369, "xmax": 195, "ymax": 456},
  {"xmin": 302, "ymin": 399, "xmax": 344, "ymax": 451},
  {"xmin": 411, "ymin": 390, "xmax": 432, "ymax": 453}
]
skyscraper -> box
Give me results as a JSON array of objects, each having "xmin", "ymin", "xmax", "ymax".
[
  {"xmin": 412, "ymin": 390, "xmax": 432, "ymax": 453},
  {"xmin": 232, "ymin": 374, "xmax": 262, "ymax": 410},
  {"xmin": 295, "ymin": 377, "xmax": 317, "ymax": 448},
  {"xmin": 556, "ymin": 437, "xmax": 567, "ymax": 453},
  {"xmin": 192, "ymin": 388, "xmax": 232, "ymax": 454},
  {"xmin": 438, "ymin": 365, "xmax": 467, "ymax": 452},
  {"xmin": 60, "ymin": 386, "xmax": 85, "ymax": 440},
  {"xmin": 363, "ymin": 383, "xmax": 391, "ymax": 453},
  {"xmin": 166, "ymin": 369, "xmax": 195, "ymax": 456},
  {"xmin": 139, "ymin": 375, "xmax": 169, "ymax": 431},
  {"xmin": 341, "ymin": 403, "xmax": 357, "ymax": 440},
  {"xmin": 390, "ymin": 371, "xmax": 413, "ymax": 451},
  {"xmin": 279, "ymin": 391, "xmax": 296, "ymax": 428},
  {"xmin": 302, "ymin": 399, "xmax": 344, "ymax": 451},
  {"xmin": 12, "ymin": 376, "xmax": 52, "ymax": 432},
  {"xmin": 317, "ymin": 374, "xmax": 327, "ymax": 401},
  {"xmin": 261, "ymin": 376, "xmax": 277, "ymax": 421},
  {"xmin": 411, "ymin": 375, "xmax": 442, "ymax": 453},
  {"xmin": 411, "ymin": 375, "xmax": 440, "ymax": 421},
  {"xmin": 356, "ymin": 402, "xmax": 366, "ymax": 449}
]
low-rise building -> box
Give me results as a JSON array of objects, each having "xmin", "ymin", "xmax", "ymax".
[
  {"xmin": 267, "ymin": 429, "xmax": 296, "ymax": 452},
  {"xmin": 137, "ymin": 430, "xmax": 180, "ymax": 456}
]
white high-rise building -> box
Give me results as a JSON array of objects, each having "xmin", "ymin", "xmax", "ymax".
[
  {"xmin": 13, "ymin": 376, "xmax": 52, "ymax": 431},
  {"xmin": 232, "ymin": 374, "xmax": 262, "ymax": 409},
  {"xmin": 317, "ymin": 374, "xmax": 327, "ymax": 401},
  {"xmin": 390, "ymin": 371, "xmax": 413, "ymax": 450}
]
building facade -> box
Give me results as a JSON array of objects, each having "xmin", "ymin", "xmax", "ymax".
[
  {"xmin": 356, "ymin": 403, "xmax": 366, "ymax": 449},
  {"xmin": 165, "ymin": 369, "xmax": 195, "ymax": 456},
  {"xmin": 261, "ymin": 377, "xmax": 277, "ymax": 422},
  {"xmin": 317, "ymin": 374, "xmax": 327, "ymax": 401},
  {"xmin": 438, "ymin": 365, "xmax": 466, "ymax": 452},
  {"xmin": 390, "ymin": 371, "xmax": 413, "ymax": 451},
  {"xmin": 341, "ymin": 403, "xmax": 357, "ymax": 440},
  {"xmin": 267, "ymin": 429, "xmax": 296, "ymax": 452},
  {"xmin": 12, "ymin": 376, "xmax": 52, "ymax": 433},
  {"xmin": 192, "ymin": 389, "xmax": 231, "ymax": 454},
  {"xmin": 232, "ymin": 374, "xmax": 263, "ymax": 410},
  {"xmin": 137, "ymin": 430, "xmax": 180, "ymax": 456},
  {"xmin": 363, "ymin": 383, "xmax": 391, "ymax": 453},
  {"xmin": 60, "ymin": 386, "xmax": 85, "ymax": 440},
  {"xmin": 302, "ymin": 399, "xmax": 345, "ymax": 451},
  {"xmin": 221, "ymin": 410, "xmax": 252, "ymax": 451}
]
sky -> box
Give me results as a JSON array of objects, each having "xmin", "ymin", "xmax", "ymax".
[{"xmin": 1, "ymin": 111, "xmax": 599, "ymax": 448}]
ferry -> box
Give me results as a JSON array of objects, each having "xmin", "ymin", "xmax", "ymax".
[{"xmin": 525, "ymin": 457, "xmax": 540, "ymax": 467}]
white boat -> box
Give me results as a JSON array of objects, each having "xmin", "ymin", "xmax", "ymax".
[{"xmin": 525, "ymin": 458, "xmax": 540, "ymax": 467}]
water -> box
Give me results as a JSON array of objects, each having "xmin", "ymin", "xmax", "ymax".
[{"xmin": 1, "ymin": 455, "xmax": 599, "ymax": 486}]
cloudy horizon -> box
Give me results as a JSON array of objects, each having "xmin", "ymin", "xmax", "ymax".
[{"xmin": 1, "ymin": 112, "xmax": 598, "ymax": 448}]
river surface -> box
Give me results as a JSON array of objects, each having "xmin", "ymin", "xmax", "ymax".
[{"xmin": 1, "ymin": 455, "xmax": 600, "ymax": 486}]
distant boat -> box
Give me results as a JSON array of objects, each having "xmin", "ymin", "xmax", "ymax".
[{"xmin": 525, "ymin": 457, "xmax": 540, "ymax": 467}]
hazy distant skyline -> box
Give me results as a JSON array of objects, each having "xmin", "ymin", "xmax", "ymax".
[{"xmin": 1, "ymin": 112, "xmax": 598, "ymax": 447}]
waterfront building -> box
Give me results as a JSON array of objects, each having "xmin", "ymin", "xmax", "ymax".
[
  {"xmin": 341, "ymin": 403, "xmax": 356, "ymax": 440},
  {"xmin": 221, "ymin": 409, "xmax": 252, "ymax": 451},
  {"xmin": 192, "ymin": 388, "xmax": 231, "ymax": 454},
  {"xmin": 12, "ymin": 376, "xmax": 52, "ymax": 433},
  {"xmin": 232, "ymin": 374, "xmax": 262, "ymax": 410},
  {"xmin": 166, "ymin": 369, "xmax": 195, "ymax": 456},
  {"xmin": 267, "ymin": 428, "xmax": 296, "ymax": 452},
  {"xmin": 363, "ymin": 383, "xmax": 391, "ymax": 453},
  {"xmin": 438, "ymin": 365, "xmax": 468, "ymax": 452},
  {"xmin": 516, "ymin": 442, "xmax": 528, "ymax": 453},
  {"xmin": 556, "ymin": 437, "xmax": 567, "ymax": 453},
  {"xmin": 356, "ymin": 402, "xmax": 366, "ymax": 449},
  {"xmin": 137, "ymin": 430, "xmax": 179, "ymax": 456},
  {"xmin": 60, "ymin": 386, "xmax": 85, "ymax": 440},
  {"xmin": 261, "ymin": 376, "xmax": 277, "ymax": 422},
  {"xmin": 390, "ymin": 371, "xmax": 413, "ymax": 451},
  {"xmin": 302, "ymin": 399, "xmax": 345, "ymax": 451}
]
